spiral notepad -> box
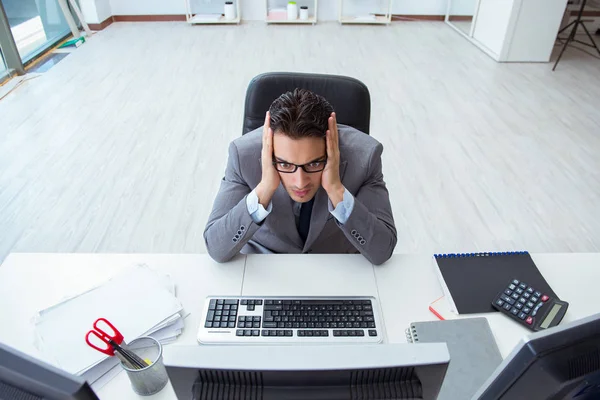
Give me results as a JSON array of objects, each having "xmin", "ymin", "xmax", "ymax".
[
  {"xmin": 404, "ymin": 318, "xmax": 502, "ymax": 400},
  {"xmin": 432, "ymin": 251, "xmax": 558, "ymax": 314}
]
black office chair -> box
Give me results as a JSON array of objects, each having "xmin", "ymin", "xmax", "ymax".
[{"xmin": 242, "ymin": 72, "xmax": 371, "ymax": 135}]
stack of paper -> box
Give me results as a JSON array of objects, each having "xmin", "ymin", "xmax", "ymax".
[{"xmin": 34, "ymin": 264, "xmax": 185, "ymax": 390}]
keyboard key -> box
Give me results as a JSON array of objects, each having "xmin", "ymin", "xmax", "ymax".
[
  {"xmin": 225, "ymin": 299, "xmax": 238, "ymax": 305},
  {"xmin": 244, "ymin": 330, "xmax": 252, "ymax": 336},
  {"xmin": 348, "ymin": 330, "xmax": 356, "ymax": 336},
  {"xmin": 263, "ymin": 322, "xmax": 277, "ymax": 328},
  {"xmin": 516, "ymin": 288, "xmax": 524, "ymax": 295},
  {"xmin": 231, "ymin": 305, "xmax": 238, "ymax": 311},
  {"xmin": 357, "ymin": 330, "xmax": 364, "ymax": 336},
  {"xmin": 534, "ymin": 291, "xmax": 542, "ymax": 298},
  {"xmin": 247, "ymin": 304, "xmax": 255, "ymax": 311},
  {"xmin": 341, "ymin": 331, "xmax": 349, "ymax": 336},
  {"xmin": 223, "ymin": 310, "xmax": 230, "ymax": 316},
  {"xmin": 333, "ymin": 330, "xmax": 341, "ymax": 336},
  {"xmin": 253, "ymin": 322, "xmax": 260, "ymax": 328},
  {"xmin": 367, "ymin": 322, "xmax": 376, "ymax": 328},
  {"xmin": 229, "ymin": 316, "xmax": 236, "ymax": 322},
  {"xmin": 306, "ymin": 330, "xmax": 313, "ymax": 336},
  {"xmin": 322, "ymin": 330, "xmax": 329, "ymax": 337},
  {"xmin": 519, "ymin": 283, "xmax": 527, "ymax": 289},
  {"xmin": 495, "ymin": 299, "xmax": 504, "ymax": 307},
  {"xmin": 503, "ymin": 303, "xmax": 511, "ymax": 311},
  {"xmin": 269, "ymin": 330, "xmax": 276, "ymax": 335},
  {"xmin": 369, "ymin": 330, "xmax": 377, "ymax": 337},
  {"xmin": 224, "ymin": 304, "xmax": 231, "ymax": 310},
  {"xmin": 256, "ymin": 300, "xmax": 263, "ymax": 305},
  {"xmin": 252, "ymin": 330, "xmax": 260, "ymax": 336},
  {"xmin": 527, "ymin": 287, "xmax": 534, "ymax": 293},
  {"xmin": 504, "ymin": 289, "xmax": 512, "ymax": 296},
  {"xmin": 523, "ymin": 307, "xmax": 531, "ymax": 314},
  {"xmin": 206, "ymin": 311, "xmax": 215, "ymax": 321},
  {"xmin": 523, "ymin": 292, "xmax": 530, "ymax": 299},
  {"xmin": 252, "ymin": 316, "xmax": 261, "ymax": 322},
  {"xmin": 214, "ymin": 316, "xmax": 222, "ymax": 322},
  {"xmin": 264, "ymin": 305, "xmax": 283, "ymax": 311},
  {"xmin": 237, "ymin": 322, "xmax": 245, "ymax": 328},
  {"xmin": 220, "ymin": 322, "xmax": 228, "ymax": 328},
  {"xmin": 236, "ymin": 330, "xmax": 244, "ymax": 336},
  {"xmin": 518, "ymin": 312, "xmax": 527, "ymax": 320},
  {"xmin": 516, "ymin": 303, "xmax": 523, "ymax": 310},
  {"xmin": 262, "ymin": 330, "xmax": 269, "ymax": 336},
  {"xmin": 228, "ymin": 322, "xmax": 235, "ymax": 328},
  {"xmin": 277, "ymin": 330, "xmax": 285, "ymax": 336},
  {"xmin": 217, "ymin": 299, "xmax": 225, "ymax": 305},
  {"xmin": 298, "ymin": 330, "xmax": 305, "ymax": 336},
  {"xmin": 510, "ymin": 308, "xmax": 519, "ymax": 315},
  {"xmin": 285, "ymin": 330, "xmax": 293, "ymax": 336},
  {"xmin": 509, "ymin": 284, "xmax": 516, "ymax": 290},
  {"xmin": 241, "ymin": 300, "xmax": 248, "ymax": 305},
  {"xmin": 204, "ymin": 321, "xmax": 213, "ymax": 328},
  {"xmin": 531, "ymin": 297, "xmax": 538, "ymax": 303},
  {"xmin": 216, "ymin": 305, "xmax": 223, "ymax": 310},
  {"xmin": 209, "ymin": 299, "xmax": 217, "ymax": 310}
]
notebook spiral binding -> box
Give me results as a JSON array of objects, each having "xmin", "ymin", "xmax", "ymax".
[
  {"xmin": 405, "ymin": 325, "xmax": 418, "ymax": 343},
  {"xmin": 433, "ymin": 251, "xmax": 529, "ymax": 259}
]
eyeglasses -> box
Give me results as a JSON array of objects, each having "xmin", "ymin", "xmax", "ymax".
[{"xmin": 272, "ymin": 159, "xmax": 327, "ymax": 173}]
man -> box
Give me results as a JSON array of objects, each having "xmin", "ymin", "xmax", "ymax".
[{"xmin": 204, "ymin": 89, "xmax": 396, "ymax": 265}]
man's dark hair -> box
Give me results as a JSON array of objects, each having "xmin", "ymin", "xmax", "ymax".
[{"xmin": 269, "ymin": 88, "xmax": 334, "ymax": 139}]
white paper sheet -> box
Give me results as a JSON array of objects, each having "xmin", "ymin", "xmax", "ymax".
[{"xmin": 34, "ymin": 264, "xmax": 183, "ymax": 375}]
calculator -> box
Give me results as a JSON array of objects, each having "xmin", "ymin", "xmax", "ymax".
[{"xmin": 492, "ymin": 279, "xmax": 568, "ymax": 332}]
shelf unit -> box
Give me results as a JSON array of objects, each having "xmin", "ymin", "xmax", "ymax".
[
  {"xmin": 338, "ymin": 0, "xmax": 393, "ymax": 25},
  {"xmin": 186, "ymin": 0, "xmax": 242, "ymax": 25},
  {"xmin": 266, "ymin": 0, "xmax": 318, "ymax": 24}
]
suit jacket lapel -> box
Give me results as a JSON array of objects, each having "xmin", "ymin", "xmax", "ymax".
[{"xmin": 303, "ymin": 160, "xmax": 348, "ymax": 252}]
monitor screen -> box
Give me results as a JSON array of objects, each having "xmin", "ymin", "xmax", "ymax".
[
  {"xmin": 0, "ymin": 342, "xmax": 98, "ymax": 400},
  {"xmin": 474, "ymin": 313, "xmax": 600, "ymax": 400},
  {"xmin": 164, "ymin": 343, "xmax": 450, "ymax": 400}
]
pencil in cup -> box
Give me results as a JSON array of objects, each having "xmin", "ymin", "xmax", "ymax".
[{"xmin": 120, "ymin": 336, "xmax": 169, "ymax": 396}]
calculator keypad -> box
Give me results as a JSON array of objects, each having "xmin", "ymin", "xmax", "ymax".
[{"xmin": 494, "ymin": 279, "xmax": 550, "ymax": 327}]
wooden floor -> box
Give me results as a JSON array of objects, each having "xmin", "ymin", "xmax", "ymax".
[{"xmin": 1, "ymin": 21, "xmax": 599, "ymax": 263}]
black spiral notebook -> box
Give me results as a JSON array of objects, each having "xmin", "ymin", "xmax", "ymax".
[{"xmin": 433, "ymin": 251, "xmax": 558, "ymax": 314}]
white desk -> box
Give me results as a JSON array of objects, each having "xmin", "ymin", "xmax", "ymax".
[{"xmin": 1, "ymin": 252, "xmax": 599, "ymax": 399}]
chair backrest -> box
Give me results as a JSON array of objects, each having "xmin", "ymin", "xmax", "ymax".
[{"xmin": 242, "ymin": 72, "xmax": 371, "ymax": 135}]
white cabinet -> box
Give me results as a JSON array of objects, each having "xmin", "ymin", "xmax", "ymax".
[{"xmin": 446, "ymin": 0, "xmax": 569, "ymax": 62}]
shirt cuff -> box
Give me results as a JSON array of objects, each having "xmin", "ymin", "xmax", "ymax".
[
  {"xmin": 246, "ymin": 189, "xmax": 273, "ymax": 223},
  {"xmin": 328, "ymin": 188, "xmax": 354, "ymax": 224}
]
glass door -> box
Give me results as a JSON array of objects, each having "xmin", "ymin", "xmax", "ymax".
[
  {"xmin": 0, "ymin": 48, "xmax": 6, "ymax": 75},
  {"xmin": 2, "ymin": 0, "xmax": 72, "ymax": 63}
]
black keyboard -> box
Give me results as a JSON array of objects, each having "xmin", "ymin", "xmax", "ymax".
[{"xmin": 197, "ymin": 296, "xmax": 382, "ymax": 344}]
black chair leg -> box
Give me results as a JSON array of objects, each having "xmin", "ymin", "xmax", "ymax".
[
  {"xmin": 580, "ymin": 22, "xmax": 600, "ymax": 56},
  {"xmin": 553, "ymin": 22, "xmax": 579, "ymax": 71}
]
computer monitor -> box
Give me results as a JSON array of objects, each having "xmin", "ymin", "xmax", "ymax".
[
  {"xmin": 0, "ymin": 342, "xmax": 99, "ymax": 400},
  {"xmin": 163, "ymin": 343, "xmax": 450, "ymax": 400},
  {"xmin": 474, "ymin": 313, "xmax": 600, "ymax": 400}
]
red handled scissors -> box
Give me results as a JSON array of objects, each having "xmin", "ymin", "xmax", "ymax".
[
  {"xmin": 85, "ymin": 318, "xmax": 125, "ymax": 356},
  {"xmin": 85, "ymin": 318, "xmax": 148, "ymax": 369}
]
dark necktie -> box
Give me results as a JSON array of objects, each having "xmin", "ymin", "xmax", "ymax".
[{"xmin": 298, "ymin": 198, "xmax": 314, "ymax": 243}]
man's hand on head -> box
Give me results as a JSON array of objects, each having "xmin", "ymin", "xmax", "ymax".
[
  {"xmin": 321, "ymin": 112, "xmax": 344, "ymax": 207},
  {"xmin": 256, "ymin": 111, "xmax": 280, "ymax": 208}
]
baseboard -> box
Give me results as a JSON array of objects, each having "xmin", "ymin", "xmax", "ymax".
[
  {"xmin": 391, "ymin": 15, "xmax": 445, "ymax": 21},
  {"xmin": 113, "ymin": 15, "xmax": 187, "ymax": 22},
  {"xmin": 570, "ymin": 10, "xmax": 600, "ymax": 16},
  {"xmin": 88, "ymin": 16, "xmax": 114, "ymax": 31},
  {"xmin": 87, "ymin": 13, "xmax": 457, "ymax": 29}
]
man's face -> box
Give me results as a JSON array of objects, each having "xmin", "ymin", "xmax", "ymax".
[{"xmin": 272, "ymin": 132, "xmax": 326, "ymax": 203}]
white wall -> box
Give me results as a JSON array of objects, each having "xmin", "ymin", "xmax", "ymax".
[
  {"xmin": 80, "ymin": 0, "xmax": 112, "ymax": 23},
  {"xmin": 106, "ymin": 0, "xmax": 478, "ymax": 19}
]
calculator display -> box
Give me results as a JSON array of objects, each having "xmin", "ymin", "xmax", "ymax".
[{"xmin": 540, "ymin": 304, "xmax": 562, "ymax": 329}]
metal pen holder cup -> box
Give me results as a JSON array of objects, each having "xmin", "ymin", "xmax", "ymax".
[{"xmin": 120, "ymin": 337, "xmax": 169, "ymax": 396}]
